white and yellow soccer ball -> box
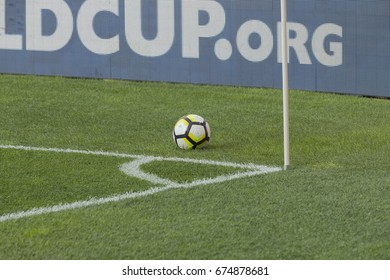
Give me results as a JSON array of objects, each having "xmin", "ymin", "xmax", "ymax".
[{"xmin": 173, "ymin": 114, "xmax": 211, "ymax": 150}]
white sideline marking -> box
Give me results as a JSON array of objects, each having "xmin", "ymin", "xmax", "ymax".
[{"xmin": 0, "ymin": 144, "xmax": 282, "ymax": 222}]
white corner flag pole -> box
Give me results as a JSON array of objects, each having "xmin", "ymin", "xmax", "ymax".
[{"xmin": 280, "ymin": 0, "xmax": 290, "ymax": 170}]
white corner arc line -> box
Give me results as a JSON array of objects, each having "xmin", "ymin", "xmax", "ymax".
[
  {"xmin": 119, "ymin": 157, "xmax": 178, "ymax": 186},
  {"xmin": 0, "ymin": 144, "xmax": 282, "ymax": 223}
]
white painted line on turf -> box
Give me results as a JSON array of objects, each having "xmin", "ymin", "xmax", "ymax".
[
  {"xmin": 0, "ymin": 144, "xmax": 144, "ymax": 159},
  {"xmin": 0, "ymin": 144, "xmax": 279, "ymax": 170},
  {"xmin": 0, "ymin": 186, "xmax": 170, "ymax": 223},
  {"xmin": 119, "ymin": 157, "xmax": 178, "ymax": 186},
  {"xmin": 0, "ymin": 144, "xmax": 282, "ymax": 222},
  {"xmin": 0, "ymin": 169, "xmax": 271, "ymax": 223}
]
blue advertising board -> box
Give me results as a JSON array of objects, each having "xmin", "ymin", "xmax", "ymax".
[{"xmin": 0, "ymin": 0, "xmax": 389, "ymax": 97}]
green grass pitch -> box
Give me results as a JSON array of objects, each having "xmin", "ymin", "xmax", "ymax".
[{"xmin": 0, "ymin": 74, "xmax": 389, "ymax": 259}]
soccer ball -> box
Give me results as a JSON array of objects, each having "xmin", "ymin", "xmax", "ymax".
[{"xmin": 173, "ymin": 114, "xmax": 211, "ymax": 150}]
